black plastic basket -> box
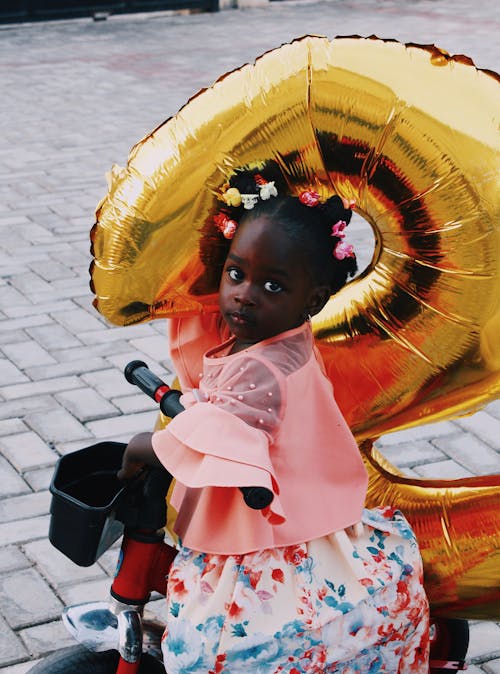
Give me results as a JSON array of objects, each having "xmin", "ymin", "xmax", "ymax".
[{"xmin": 49, "ymin": 442, "xmax": 128, "ymax": 567}]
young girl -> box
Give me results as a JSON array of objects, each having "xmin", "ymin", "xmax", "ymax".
[{"xmin": 119, "ymin": 165, "xmax": 430, "ymax": 673}]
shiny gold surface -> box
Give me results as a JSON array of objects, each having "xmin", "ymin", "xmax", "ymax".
[{"xmin": 91, "ymin": 36, "xmax": 500, "ymax": 619}]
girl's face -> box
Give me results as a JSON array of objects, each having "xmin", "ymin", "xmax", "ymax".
[{"xmin": 219, "ymin": 216, "xmax": 329, "ymax": 350}]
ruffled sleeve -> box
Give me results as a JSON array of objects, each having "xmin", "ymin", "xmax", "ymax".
[{"xmin": 151, "ymin": 353, "xmax": 286, "ymax": 526}]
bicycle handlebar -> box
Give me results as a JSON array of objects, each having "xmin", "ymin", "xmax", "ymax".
[{"xmin": 124, "ymin": 360, "xmax": 274, "ymax": 511}]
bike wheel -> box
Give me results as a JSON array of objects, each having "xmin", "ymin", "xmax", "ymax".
[
  {"xmin": 27, "ymin": 645, "xmax": 164, "ymax": 673},
  {"xmin": 429, "ymin": 618, "xmax": 469, "ymax": 673}
]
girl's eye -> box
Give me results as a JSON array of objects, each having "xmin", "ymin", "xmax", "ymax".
[
  {"xmin": 264, "ymin": 280, "xmax": 283, "ymax": 294},
  {"xmin": 227, "ymin": 267, "xmax": 243, "ymax": 282}
]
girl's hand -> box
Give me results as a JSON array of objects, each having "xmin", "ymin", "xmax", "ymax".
[{"xmin": 117, "ymin": 432, "xmax": 162, "ymax": 481}]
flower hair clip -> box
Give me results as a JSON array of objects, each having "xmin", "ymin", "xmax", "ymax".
[
  {"xmin": 214, "ymin": 212, "xmax": 238, "ymax": 240},
  {"xmin": 299, "ymin": 190, "xmax": 321, "ymax": 207},
  {"xmin": 331, "ymin": 218, "xmax": 355, "ymax": 260},
  {"xmin": 240, "ymin": 174, "xmax": 278, "ymax": 209}
]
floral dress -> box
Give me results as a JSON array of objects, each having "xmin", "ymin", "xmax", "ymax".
[{"xmin": 161, "ymin": 506, "xmax": 429, "ymax": 673}]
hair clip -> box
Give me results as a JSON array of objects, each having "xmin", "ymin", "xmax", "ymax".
[
  {"xmin": 240, "ymin": 194, "xmax": 260, "ymax": 210},
  {"xmin": 299, "ymin": 190, "xmax": 321, "ymax": 207},
  {"xmin": 214, "ymin": 212, "xmax": 238, "ymax": 239},
  {"xmin": 331, "ymin": 220, "xmax": 347, "ymax": 238},
  {"xmin": 334, "ymin": 241, "xmax": 355, "ymax": 260},
  {"xmin": 222, "ymin": 187, "xmax": 242, "ymax": 208}
]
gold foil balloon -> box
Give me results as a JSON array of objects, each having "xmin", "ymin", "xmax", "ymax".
[{"xmin": 91, "ymin": 36, "xmax": 500, "ymax": 619}]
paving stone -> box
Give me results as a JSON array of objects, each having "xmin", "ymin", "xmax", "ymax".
[
  {"xmin": 0, "ymin": 419, "xmax": 27, "ymax": 436},
  {"xmin": 0, "ymin": 548, "xmax": 30, "ymax": 575},
  {"xmin": 0, "ymin": 457, "xmax": 30, "ymax": 498},
  {"xmin": 0, "ymin": 492, "xmax": 51, "ymax": 523},
  {"xmin": 467, "ymin": 622, "xmax": 500, "ymax": 661},
  {"xmin": 412, "ymin": 459, "xmax": 474, "ymax": 479},
  {"xmin": 376, "ymin": 421, "xmax": 459, "ymax": 446},
  {"xmin": 51, "ymin": 306, "xmax": 104, "ymax": 333},
  {"xmin": 25, "ymin": 408, "xmax": 92, "ymax": 444},
  {"xmin": 1, "ymin": 376, "xmax": 82, "ymax": 401},
  {"xmin": 29, "ymin": 260, "xmax": 76, "ymax": 282},
  {"xmin": 4, "ymin": 299, "xmax": 76, "ymax": 319},
  {"xmin": 1, "ymin": 341, "xmax": 56, "ymax": 370},
  {"xmin": 433, "ymin": 433, "xmax": 500, "ymax": 475},
  {"xmin": 54, "ymin": 340, "xmax": 133, "ymax": 362},
  {"xmin": 0, "ymin": 615, "xmax": 28, "ymax": 668},
  {"xmin": 18, "ymin": 620, "xmax": 75, "ymax": 659},
  {"xmin": 0, "ymin": 315, "xmax": 53, "ymax": 333},
  {"xmin": 55, "ymin": 387, "xmax": 119, "ymax": 422},
  {"xmin": 86, "ymin": 410, "xmax": 159, "ymax": 439},
  {"xmin": 81, "ymin": 367, "xmax": 142, "ymax": 398},
  {"xmin": 23, "ymin": 539, "xmax": 106, "ymax": 587},
  {"xmin": 24, "ymin": 356, "xmax": 109, "ymax": 381},
  {"xmin": 111, "ymin": 393, "xmax": 158, "ymax": 415},
  {"xmin": 23, "ymin": 467, "xmax": 54, "ymax": 492},
  {"xmin": 58, "ymin": 577, "xmax": 113, "ymax": 606},
  {"xmin": 375, "ymin": 439, "xmax": 447, "ymax": 469},
  {"xmin": 0, "ymin": 360, "xmax": 28, "ymax": 386},
  {"xmin": 0, "ymin": 568, "xmax": 63, "ymax": 629},
  {"xmin": 0, "ymin": 395, "xmax": 56, "ymax": 421},
  {"xmin": 129, "ymin": 334, "xmax": 170, "ymax": 362},
  {"xmin": 0, "ymin": 432, "xmax": 57, "ymax": 472},
  {"xmin": 9, "ymin": 273, "xmax": 53, "ymax": 296},
  {"xmin": 454, "ymin": 412, "xmax": 500, "ymax": 452},
  {"xmin": 25, "ymin": 324, "xmax": 82, "ymax": 351},
  {"xmin": 0, "ymin": 331, "xmax": 31, "ymax": 347},
  {"xmin": 0, "ymin": 516, "xmax": 51, "ymax": 546}
]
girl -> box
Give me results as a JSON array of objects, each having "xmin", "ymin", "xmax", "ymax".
[{"xmin": 119, "ymin": 165, "xmax": 430, "ymax": 673}]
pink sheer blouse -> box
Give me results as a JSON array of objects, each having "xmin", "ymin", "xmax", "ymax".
[{"xmin": 152, "ymin": 315, "xmax": 368, "ymax": 555}]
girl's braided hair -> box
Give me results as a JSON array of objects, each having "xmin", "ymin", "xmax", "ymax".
[
  {"xmin": 190, "ymin": 161, "xmax": 357, "ymax": 296},
  {"xmin": 223, "ymin": 163, "xmax": 357, "ymax": 294}
]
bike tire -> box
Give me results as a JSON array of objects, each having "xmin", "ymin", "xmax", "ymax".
[
  {"xmin": 429, "ymin": 618, "xmax": 469, "ymax": 673},
  {"xmin": 27, "ymin": 645, "xmax": 164, "ymax": 673}
]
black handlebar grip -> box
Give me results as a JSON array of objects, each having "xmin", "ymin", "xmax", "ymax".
[
  {"xmin": 124, "ymin": 360, "xmax": 164, "ymax": 397},
  {"xmin": 124, "ymin": 361, "xmax": 274, "ymax": 510}
]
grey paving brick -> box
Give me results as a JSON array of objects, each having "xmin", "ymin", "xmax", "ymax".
[
  {"xmin": 0, "ymin": 615, "xmax": 28, "ymax": 668},
  {"xmin": 78, "ymin": 324, "xmax": 159, "ymax": 346},
  {"xmin": 0, "ymin": 457, "xmax": 30, "ymax": 498},
  {"xmin": 468, "ymin": 622, "xmax": 500, "ymax": 662},
  {"xmin": 454, "ymin": 412, "xmax": 500, "ymax": 451},
  {"xmin": 53, "ymin": 341, "xmax": 133, "ymax": 362},
  {"xmin": 23, "ymin": 539, "xmax": 106, "ymax": 587},
  {"xmin": 55, "ymin": 387, "xmax": 119, "ymax": 422},
  {"xmin": 58, "ymin": 577, "xmax": 112, "ymax": 606},
  {"xmin": 0, "ymin": 548, "xmax": 30, "ymax": 575},
  {"xmin": 8, "ymin": 273, "xmax": 53, "ymax": 297},
  {"xmin": 22, "ymin": 467, "xmax": 54, "ymax": 492},
  {"xmin": 376, "ymin": 421, "xmax": 459, "ymax": 446},
  {"xmin": 0, "ymin": 315, "xmax": 53, "ymax": 333},
  {"xmin": 0, "ymin": 568, "xmax": 63, "ymax": 629},
  {"xmin": 0, "ymin": 395, "xmax": 56, "ymax": 421},
  {"xmin": 25, "ymin": 408, "xmax": 92, "ymax": 444},
  {"xmin": 485, "ymin": 401, "xmax": 500, "ymax": 421},
  {"xmin": 28, "ymin": 260, "xmax": 76, "ymax": 282},
  {"xmin": 81, "ymin": 367, "xmax": 141, "ymax": 398},
  {"xmin": 3, "ymin": 299, "xmax": 76, "ymax": 319},
  {"xmin": 0, "ymin": 432, "xmax": 57, "ymax": 472},
  {"xmin": 0, "ymin": 419, "xmax": 27, "ymax": 436},
  {"xmin": 111, "ymin": 393, "xmax": 158, "ymax": 415},
  {"xmin": 0, "ymin": 492, "xmax": 51, "ymax": 524},
  {"xmin": 18, "ymin": 620, "xmax": 75, "ymax": 659},
  {"xmin": 0, "ymin": 360, "xmax": 28, "ymax": 386},
  {"xmin": 433, "ymin": 433, "xmax": 500, "ymax": 475},
  {"xmin": 51, "ymin": 307, "xmax": 104, "ymax": 333},
  {"xmin": 375, "ymin": 439, "xmax": 447, "ymax": 469},
  {"xmin": 0, "ymin": 287, "xmax": 30, "ymax": 310},
  {"xmin": 0, "ymin": 331, "xmax": 28, "ymax": 347},
  {"xmin": 86, "ymin": 410, "xmax": 158, "ymax": 439},
  {"xmin": 1, "ymin": 341, "xmax": 56, "ymax": 370},
  {"xmin": 24, "ymin": 357, "xmax": 109, "ymax": 381},
  {"xmin": 25, "ymin": 324, "xmax": 82, "ymax": 351},
  {"xmin": 129, "ymin": 334, "xmax": 170, "ymax": 362},
  {"xmin": 1, "ymin": 376, "xmax": 82, "ymax": 401},
  {"xmin": 412, "ymin": 459, "xmax": 475, "ymax": 479},
  {"xmin": 0, "ymin": 659, "xmax": 41, "ymax": 673},
  {"xmin": 0, "ymin": 516, "xmax": 50, "ymax": 546}
]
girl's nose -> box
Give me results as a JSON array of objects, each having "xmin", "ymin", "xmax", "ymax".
[{"xmin": 235, "ymin": 283, "xmax": 257, "ymax": 306}]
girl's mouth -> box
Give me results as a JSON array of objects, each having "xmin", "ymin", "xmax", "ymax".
[{"xmin": 230, "ymin": 312, "xmax": 254, "ymax": 326}]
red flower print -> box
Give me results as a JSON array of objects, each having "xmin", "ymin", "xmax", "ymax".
[
  {"xmin": 284, "ymin": 545, "xmax": 306, "ymax": 566},
  {"xmin": 272, "ymin": 568, "xmax": 285, "ymax": 583}
]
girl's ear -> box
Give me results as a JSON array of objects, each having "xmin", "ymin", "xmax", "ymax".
[{"xmin": 307, "ymin": 285, "xmax": 331, "ymax": 317}]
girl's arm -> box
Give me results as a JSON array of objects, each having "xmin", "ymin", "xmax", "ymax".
[{"xmin": 118, "ymin": 431, "xmax": 164, "ymax": 481}]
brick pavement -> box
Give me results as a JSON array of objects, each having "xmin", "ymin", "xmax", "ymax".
[{"xmin": 0, "ymin": 0, "xmax": 499, "ymax": 670}]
